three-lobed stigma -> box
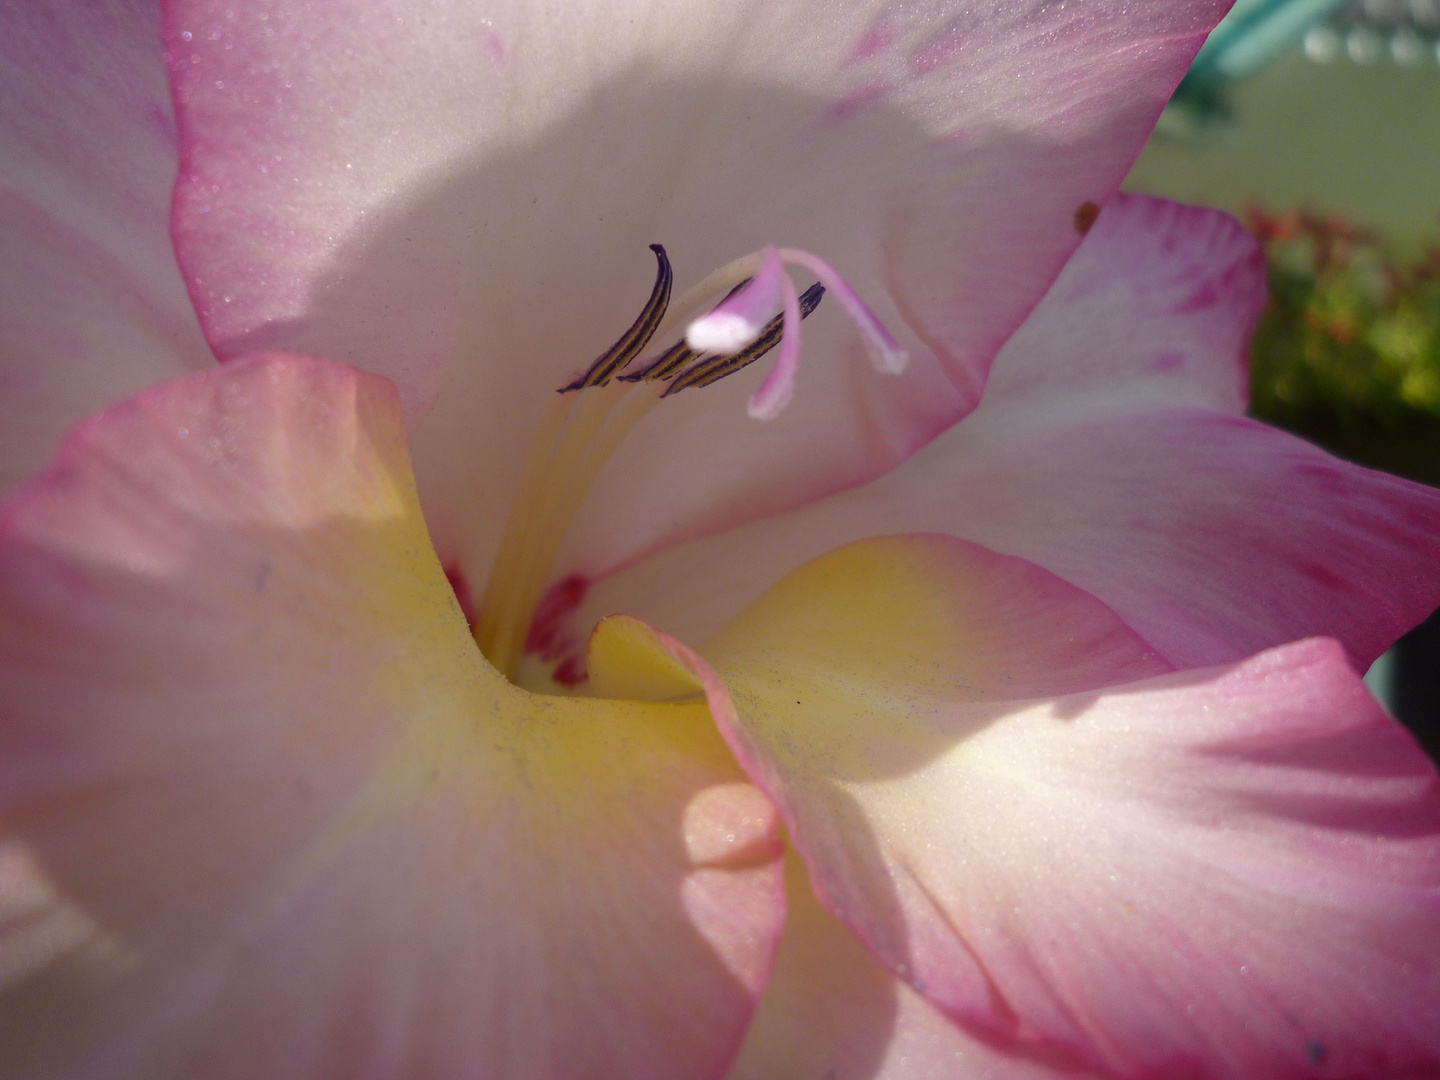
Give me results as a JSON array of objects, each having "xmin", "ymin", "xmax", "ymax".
[{"xmin": 661, "ymin": 282, "xmax": 824, "ymax": 397}]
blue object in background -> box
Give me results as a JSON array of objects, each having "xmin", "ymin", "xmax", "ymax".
[
  {"xmin": 1164, "ymin": 0, "xmax": 1351, "ymax": 133},
  {"xmin": 1190, "ymin": 0, "xmax": 1354, "ymax": 82},
  {"xmin": 1162, "ymin": 0, "xmax": 1440, "ymax": 137},
  {"xmin": 1367, "ymin": 608, "xmax": 1440, "ymax": 762}
]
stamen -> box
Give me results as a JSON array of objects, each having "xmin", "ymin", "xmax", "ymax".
[
  {"xmin": 618, "ymin": 279, "xmax": 752, "ymax": 383},
  {"xmin": 618, "ymin": 339, "xmax": 696, "ymax": 383},
  {"xmin": 558, "ymin": 244, "xmax": 673, "ymax": 391},
  {"xmin": 684, "ymin": 245, "xmax": 785, "ymax": 355},
  {"xmin": 663, "ymin": 282, "xmax": 825, "ymax": 396}
]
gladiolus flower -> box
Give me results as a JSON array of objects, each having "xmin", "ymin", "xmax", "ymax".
[{"xmin": 3, "ymin": 2, "xmax": 1440, "ymax": 1078}]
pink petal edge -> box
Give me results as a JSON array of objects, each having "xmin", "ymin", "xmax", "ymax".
[
  {"xmin": 563, "ymin": 194, "xmax": 1440, "ymax": 675},
  {"xmin": 165, "ymin": 0, "xmax": 1230, "ymax": 607},
  {"xmin": 620, "ymin": 535, "xmax": 1440, "ymax": 1076},
  {"xmin": 0, "ymin": 0, "xmax": 212, "ymax": 497},
  {"xmin": 0, "ymin": 352, "xmax": 784, "ymax": 1080}
]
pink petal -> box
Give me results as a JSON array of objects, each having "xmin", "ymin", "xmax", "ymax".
[
  {"xmin": 0, "ymin": 354, "xmax": 783, "ymax": 1079},
  {"xmin": 964, "ymin": 193, "xmax": 1262, "ymax": 417},
  {"xmin": 916, "ymin": 409, "xmax": 1440, "ymax": 671},
  {"xmin": 728, "ymin": 853, "xmax": 1098, "ymax": 1080},
  {"xmin": 567, "ymin": 195, "xmax": 1440, "ymax": 671},
  {"xmin": 0, "ymin": 0, "xmax": 213, "ymax": 497},
  {"xmin": 165, "ymin": 0, "xmax": 1227, "ymax": 599},
  {"xmin": 643, "ymin": 537, "xmax": 1440, "ymax": 1076}
]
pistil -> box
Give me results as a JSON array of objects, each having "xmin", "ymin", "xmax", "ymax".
[{"xmin": 472, "ymin": 243, "xmax": 904, "ymax": 685}]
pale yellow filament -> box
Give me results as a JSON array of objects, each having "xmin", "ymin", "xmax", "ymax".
[
  {"xmin": 471, "ymin": 393, "xmax": 573, "ymax": 664},
  {"xmin": 472, "ymin": 250, "xmax": 767, "ymax": 682}
]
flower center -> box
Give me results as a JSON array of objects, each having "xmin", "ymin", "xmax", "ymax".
[{"xmin": 471, "ymin": 244, "xmax": 907, "ymax": 687}]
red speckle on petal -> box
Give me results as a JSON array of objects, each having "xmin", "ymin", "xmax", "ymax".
[
  {"xmin": 443, "ymin": 563, "xmax": 476, "ymax": 628},
  {"xmin": 149, "ymin": 104, "xmax": 178, "ymax": 149},
  {"xmin": 526, "ymin": 575, "xmax": 593, "ymax": 686},
  {"xmin": 1171, "ymin": 281, "xmax": 1221, "ymax": 314},
  {"xmin": 1298, "ymin": 561, "xmax": 1346, "ymax": 589},
  {"xmin": 526, "ymin": 574, "xmax": 590, "ymax": 658},
  {"xmin": 911, "ymin": 23, "xmax": 966, "ymax": 74},
  {"xmin": 483, "ymin": 29, "xmax": 507, "ymax": 65},
  {"xmin": 844, "ymin": 21, "xmax": 894, "ymax": 66},
  {"xmin": 830, "ymin": 79, "xmax": 892, "ymax": 119},
  {"xmin": 552, "ymin": 655, "xmax": 589, "ymax": 687},
  {"xmin": 1289, "ymin": 462, "xmax": 1348, "ymax": 495}
]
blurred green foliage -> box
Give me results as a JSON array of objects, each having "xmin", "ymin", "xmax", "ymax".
[{"xmin": 1248, "ymin": 208, "xmax": 1440, "ymax": 486}]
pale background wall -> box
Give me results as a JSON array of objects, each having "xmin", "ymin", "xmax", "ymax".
[{"xmin": 1125, "ymin": 50, "xmax": 1440, "ymax": 248}]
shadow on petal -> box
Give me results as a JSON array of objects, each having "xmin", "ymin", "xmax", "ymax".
[{"xmin": 211, "ymin": 66, "xmax": 1138, "ymax": 623}]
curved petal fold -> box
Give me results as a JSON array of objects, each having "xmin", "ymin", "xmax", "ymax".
[
  {"xmin": 166, "ymin": 0, "xmax": 1228, "ymax": 594},
  {"xmin": 635, "ymin": 535, "xmax": 1440, "ymax": 1078},
  {"xmin": 0, "ymin": 0, "xmax": 213, "ymax": 496},
  {"xmin": 0, "ymin": 354, "xmax": 783, "ymax": 1080},
  {"xmin": 906, "ymin": 408, "xmax": 1440, "ymax": 670},
  {"xmin": 727, "ymin": 853, "xmax": 1100, "ymax": 1080},
  {"xmin": 967, "ymin": 193, "xmax": 1262, "ymax": 418},
  {"xmin": 570, "ymin": 195, "xmax": 1440, "ymax": 671}
]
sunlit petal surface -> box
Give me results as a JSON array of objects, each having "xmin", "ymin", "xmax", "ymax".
[
  {"xmin": 0, "ymin": 354, "xmax": 783, "ymax": 1080},
  {"xmin": 624, "ymin": 535, "xmax": 1440, "ymax": 1077},
  {"xmin": 728, "ymin": 854, "xmax": 1097, "ymax": 1080}
]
